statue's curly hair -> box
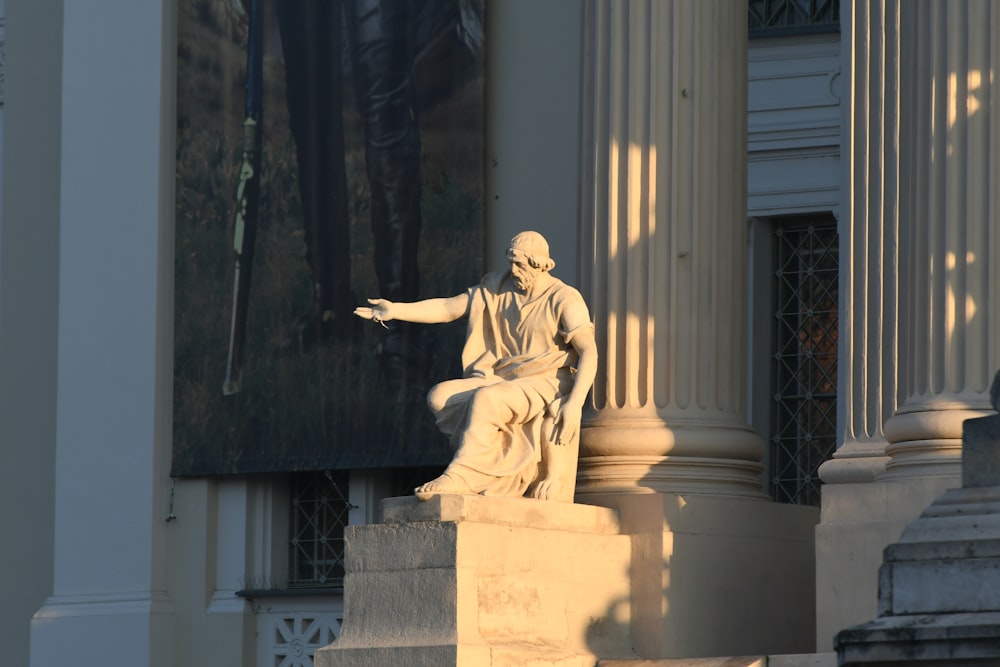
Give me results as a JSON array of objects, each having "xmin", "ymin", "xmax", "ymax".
[{"xmin": 506, "ymin": 231, "xmax": 555, "ymax": 271}]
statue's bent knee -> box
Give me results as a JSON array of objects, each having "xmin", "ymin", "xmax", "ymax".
[{"xmin": 426, "ymin": 382, "xmax": 449, "ymax": 413}]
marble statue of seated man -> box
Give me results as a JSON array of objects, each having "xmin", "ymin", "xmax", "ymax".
[{"xmin": 354, "ymin": 231, "xmax": 597, "ymax": 502}]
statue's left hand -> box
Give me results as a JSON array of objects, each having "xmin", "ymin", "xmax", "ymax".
[{"xmin": 549, "ymin": 400, "xmax": 582, "ymax": 446}]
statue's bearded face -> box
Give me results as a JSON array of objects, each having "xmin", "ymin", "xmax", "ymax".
[{"xmin": 510, "ymin": 257, "xmax": 542, "ymax": 293}]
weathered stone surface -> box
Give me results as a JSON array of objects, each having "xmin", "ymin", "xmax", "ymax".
[
  {"xmin": 315, "ymin": 645, "xmax": 473, "ymax": 667},
  {"xmin": 886, "ymin": 557, "xmax": 1000, "ymax": 615},
  {"xmin": 318, "ymin": 494, "xmax": 633, "ymax": 666},
  {"xmin": 597, "ymin": 656, "xmax": 835, "ymax": 667},
  {"xmin": 337, "ymin": 568, "xmax": 460, "ymax": 642},
  {"xmin": 344, "ymin": 521, "xmax": 459, "ymax": 572},
  {"xmin": 837, "ymin": 611, "xmax": 1000, "ymax": 665},
  {"xmin": 599, "ymin": 658, "xmax": 764, "ymax": 667},
  {"xmin": 321, "ymin": 493, "xmax": 818, "ymax": 665},
  {"xmin": 962, "ymin": 414, "xmax": 1000, "ymax": 488},
  {"xmin": 382, "ymin": 493, "xmax": 621, "ymax": 534},
  {"xmin": 768, "ymin": 654, "xmax": 837, "ymax": 667}
]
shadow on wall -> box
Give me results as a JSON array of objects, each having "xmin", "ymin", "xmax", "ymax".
[{"xmin": 582, "ymin": 491, "xmax": 819, "ymax": 661}]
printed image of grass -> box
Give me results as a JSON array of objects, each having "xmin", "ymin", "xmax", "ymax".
[{"xmin": 172, "ymin": 0, "xmax": 485, "ymax": 477}]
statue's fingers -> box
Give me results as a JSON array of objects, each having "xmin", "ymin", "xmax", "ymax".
[{"xmin": 547, "ymin": 398, "xmax": 562, "ymax": 418}]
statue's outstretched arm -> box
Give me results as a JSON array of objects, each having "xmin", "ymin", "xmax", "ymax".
[{"xmin": 354, "ymin": 293, "xmax": 470, "ymax": 325}]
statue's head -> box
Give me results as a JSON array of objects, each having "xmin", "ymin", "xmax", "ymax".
[
  {"xmin": 506, "ymin": 231, "xmax": 555, "ymax": 271},
  {"xmin": 506, "ymin": 231, "xmax": 554, "ymax": 293}
]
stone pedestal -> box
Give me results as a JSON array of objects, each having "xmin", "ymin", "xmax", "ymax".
[
  {"xmin": 836, "ymin": 414, "xmax": 1000, "ymax": 665},
  {"xmin": 314, "ymin": 495, "xmax": 634, "ymax": 667},
  {"xmin": 316, "ymin": 492, "xmax": 818, "ymax": 665}
]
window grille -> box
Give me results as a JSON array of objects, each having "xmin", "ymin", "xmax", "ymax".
[
  {"xmin": 254, "ymin": 600, "xmax": 344, "ymax": 667},
  {"xmin": 260, "ymin": 611, "xmax": 342, "ymax": 667},
  {"xmin": 289, "ymin": 471, "xmax": 351, "ymax": 589},
  {"xmin": 770, "ymin": 218, "xmax": 838, "ymax": 506},
  {"xmin": 749, "ymin": 0, "xmax": 840, "ymax": 38}
]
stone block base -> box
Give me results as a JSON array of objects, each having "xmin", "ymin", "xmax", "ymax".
[
  {"xmin": 314, "ymin": 494, "xmax": 633, "ymax": 667},
  {"xmin": 814, "ymin": 477, "xmax": 959, "ymax": 649},
  {"xmin": 316, "ymin": 644, "xmax": 597, "ymax": 667},
  {"xmin": 834, "ymin": 475, "xmax": 1000, "ymax": 664},
  {"xmin": 599, "ymin": 654, "xmax": 835, "ymax": 667},
  {"xmin": 599, "ymin": 658, "xmax": 765, "ymax": 667},
  {"xmin": 315, "ymin": 492, "xmax": 820, "ymax": 664},
  {"xmin": 837, "ymin": 611, "xmax": 1000, "ymax": 665}
]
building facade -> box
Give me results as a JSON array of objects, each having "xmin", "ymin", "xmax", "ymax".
[{"xmin": 1, "ymin": 0, "xmax": 996, "ymax": 665}]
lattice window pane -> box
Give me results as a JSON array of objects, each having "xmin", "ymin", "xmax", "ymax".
[
  {"xmin": 749, "ymin": 0, "xmax": 840, "ymax": 38},
  {"xmin": 770, "ymin": 218, "xmax": 838, "ymax": 506},
  {"xmin": 258, "ymin": 605, "xmax": 343, "ymax": 667},
  {"xmin": 289, "ymin": 471, "xmax": 351, "ymax": 588}
]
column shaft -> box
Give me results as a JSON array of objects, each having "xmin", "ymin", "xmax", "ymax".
[
  {"xmin": 578, "ymin": 0, "xmax": 763, "ymax": 497},
  {"xmin": 883, "ymin": 0, "xmax": 998, "ymax": 479},
  {"xmin": 821, "ymin": 0, "xmax": 899, "ymax": 485}
]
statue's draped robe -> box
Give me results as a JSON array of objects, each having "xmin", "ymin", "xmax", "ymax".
[{"xmin": 430, "ymin": 271, "xmax": 594, "ymax": 496}]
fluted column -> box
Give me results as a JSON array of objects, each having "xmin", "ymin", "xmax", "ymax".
[
  {"xmin": 820, "ymin": 0, "xmax": 899, "ymax": 485},
  {"xmin": 577, "ymin": 0, "xmax": 764, "ymax": 498},
  {"xmin": 882, "ymin": 0, "xmax": 999, "ymax": 480}
]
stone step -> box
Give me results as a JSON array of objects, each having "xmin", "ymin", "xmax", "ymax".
[
  {"xmin": 599, "ymin": 658, "xmax": 765, "ymax": 667},
  {"xmin": 599, "ymin": 653, "xmax": 836, "ymax": 667}
]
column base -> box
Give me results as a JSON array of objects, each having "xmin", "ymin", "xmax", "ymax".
[
  {"xmin": 576, "ymin": 455, "xmax": 766, "ymax": 498},
  {"xmin": 878, "ymin": 440, "xmax": 962, "ymax": 480},
  {"xmin": 30, "ymin": 592, "xmax": 175, "ymax": 667},
  {"xmin": 881, "ymin": 407, "xmax": 989, "ymax": 481},
  {"xmin": 818, "ymin": 439, "xmax": 890, "ymax": 484}
]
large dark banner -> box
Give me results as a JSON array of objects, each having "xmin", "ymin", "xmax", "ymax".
[{"xmin": 172, "ymin": 0, "xmax": 485, "ymax": 476}]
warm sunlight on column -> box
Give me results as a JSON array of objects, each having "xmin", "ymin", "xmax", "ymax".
[{"xmin": 944, "ymin": 251, "xmax": 979, "ymax": 335}]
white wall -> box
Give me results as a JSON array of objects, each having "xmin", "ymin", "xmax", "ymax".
[
  {"xmin": 0, "ymin": 0, "xmax": 6, "ymax": 271},
  {"xmin": 0, "ymin": 1, "xmax": 61, "ymax": 666},
  {"xmin": 485, "ymin": 0, "xmax": 584, "ymax": 283},
  {"xmin": 748, "ymin": 34, "xmax": 841, "ymax": 218}
]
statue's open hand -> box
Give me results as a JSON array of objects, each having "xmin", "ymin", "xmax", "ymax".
[
  {"xmin": 548, "ymin": 399, "xmax": 582, "ymax": 446},
  {"xmin": 354, "ymin": 298, "xmax": 393, "ymax": 328}
]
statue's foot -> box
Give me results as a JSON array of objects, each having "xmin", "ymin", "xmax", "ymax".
[
  {"xmin": 528, "ymin": 477, "xmax": 572, "ymax": 503},
  {"xmin": 414, "ymin": 473, "xmax": 473, "ymax": 501}
]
